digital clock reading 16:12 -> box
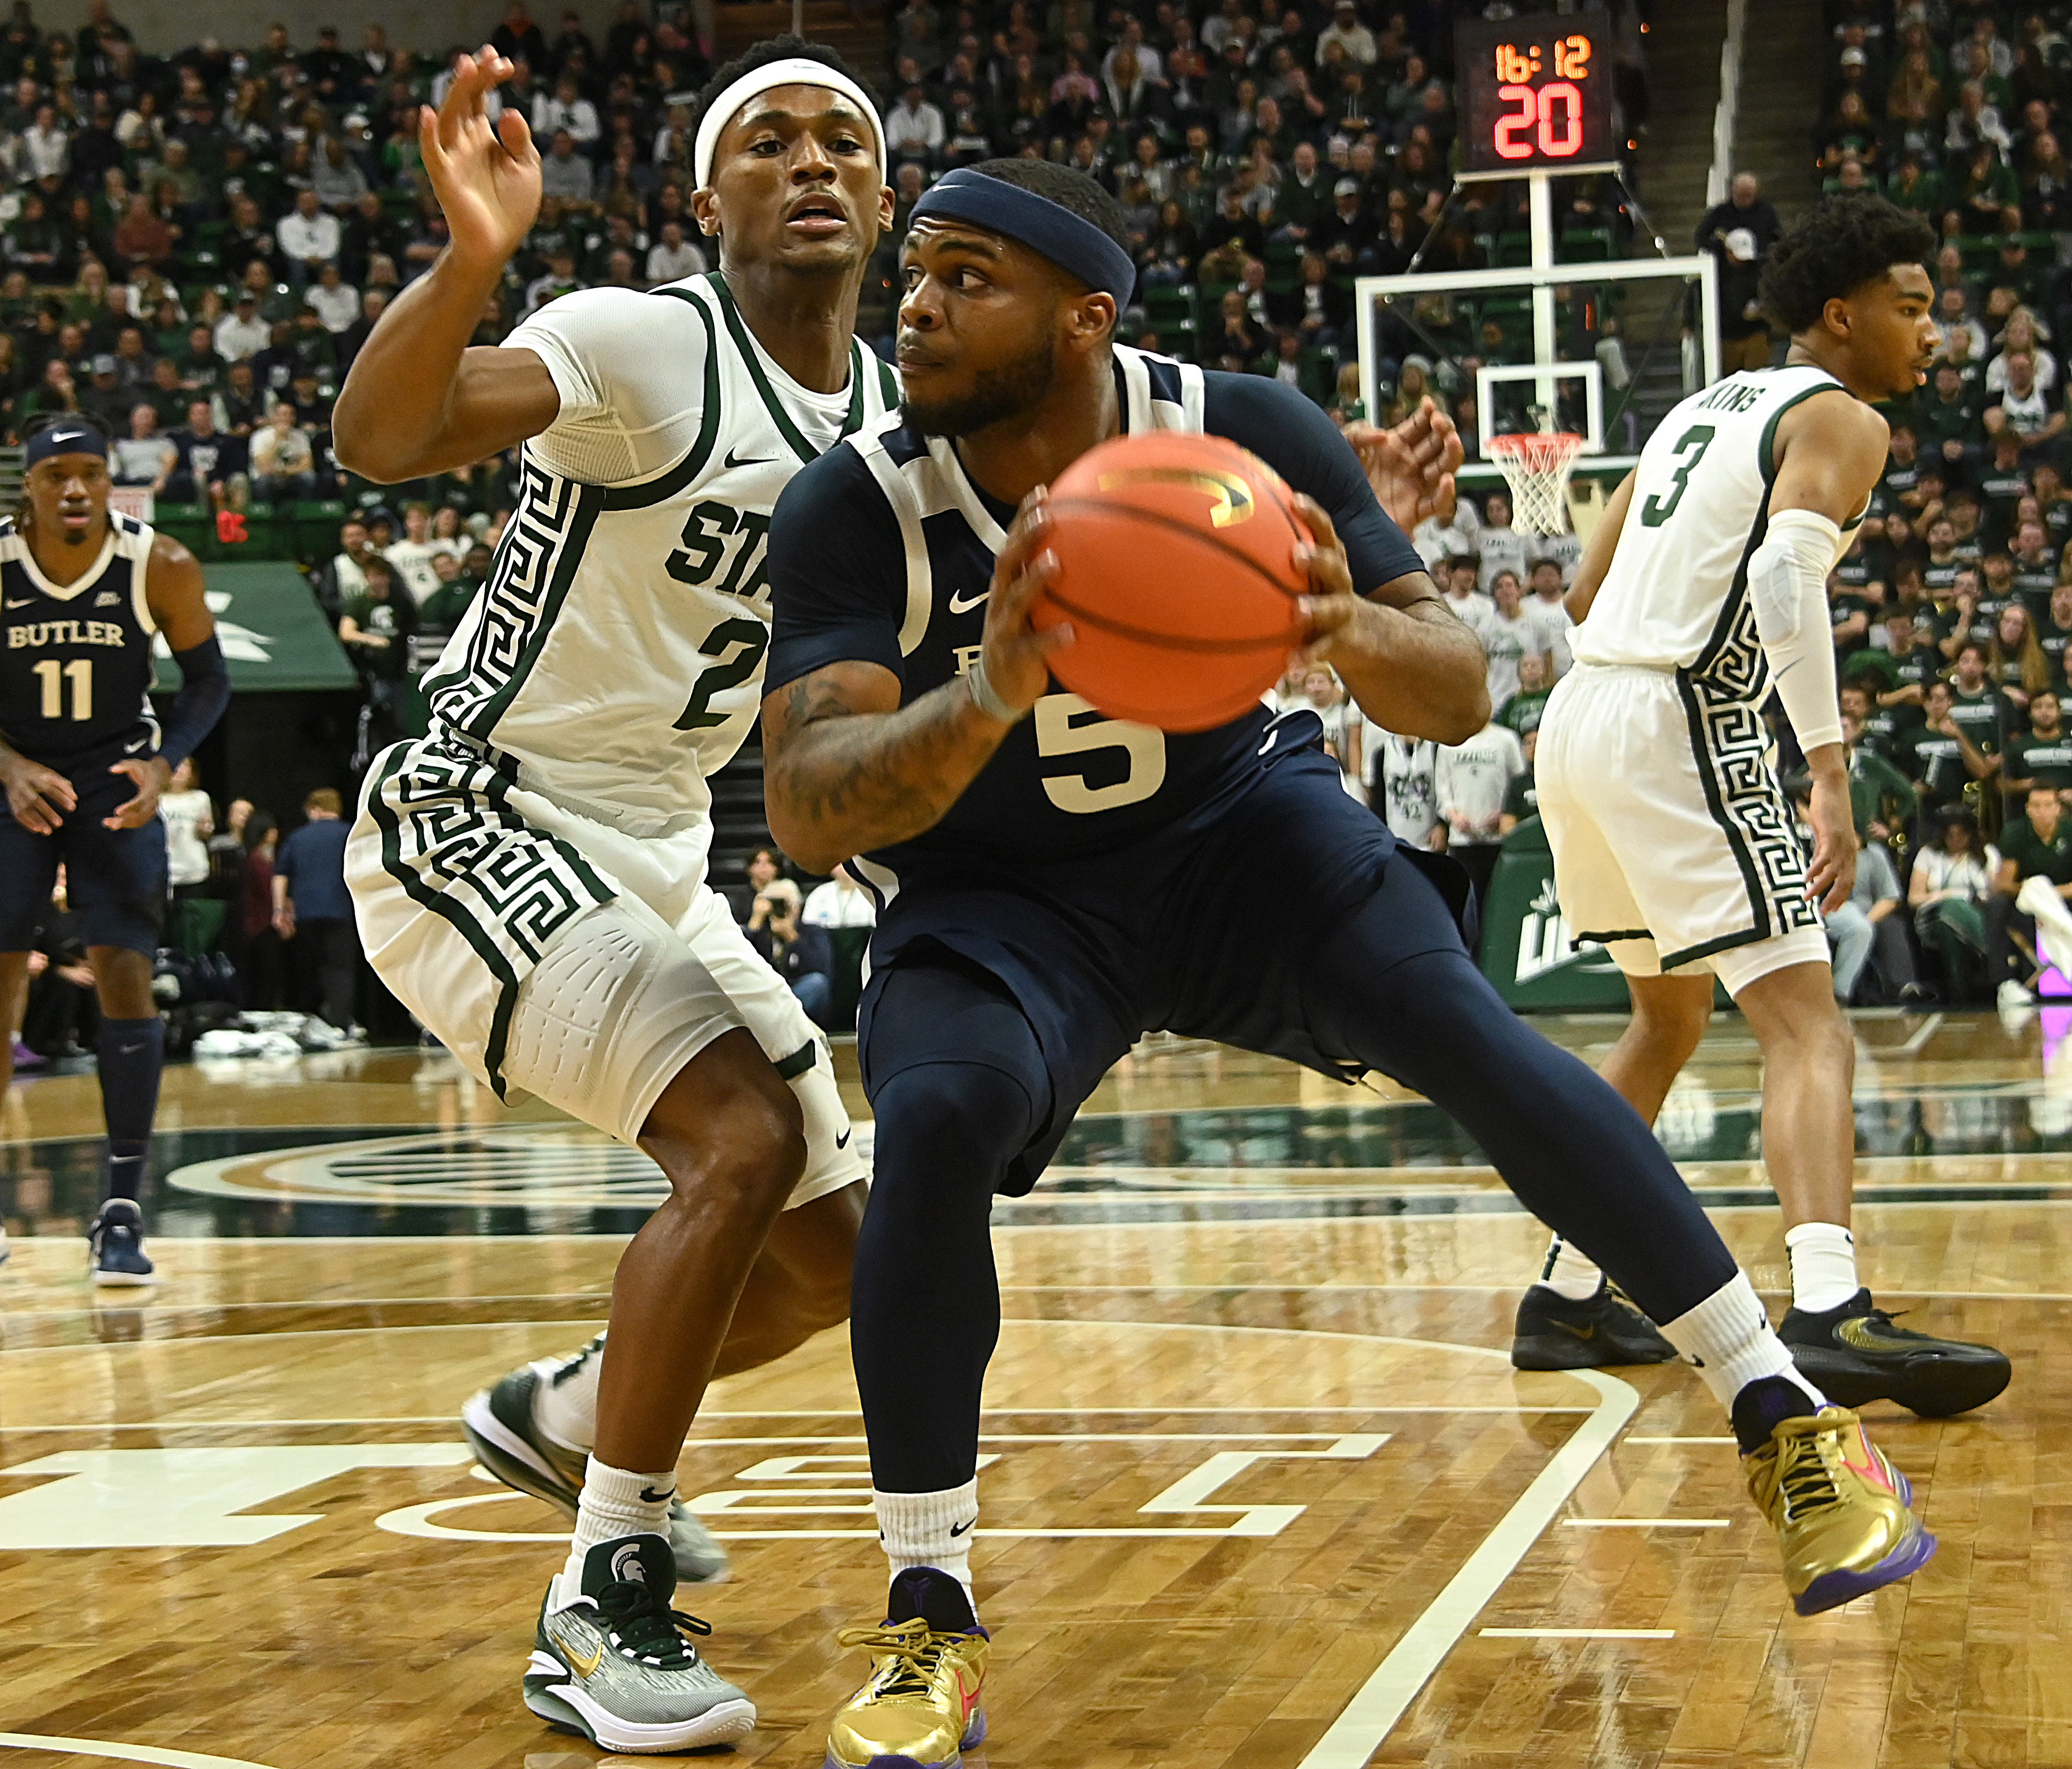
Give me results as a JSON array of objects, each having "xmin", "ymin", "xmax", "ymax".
[{"xmin": 1456, "ymin": 14, "xmax": 1615, "ymax": 174}]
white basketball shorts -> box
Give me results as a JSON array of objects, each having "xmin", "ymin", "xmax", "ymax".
[
  {"xmin": 345, "ymin": 734, "xmax": 865, "ymax": 1208},
  {"xmin": 1535, "ymin": 663, "xmax": 1829, "ymax": 997}
]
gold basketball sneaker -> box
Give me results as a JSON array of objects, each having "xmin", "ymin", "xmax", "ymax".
[
  {"xmin": 825, "ymin": 1569, "xmax": 988, "ymax": 1769},
  {"xmin": 1743, "ymin": 1407, "xmax": 1937, "ymax": 1615}
]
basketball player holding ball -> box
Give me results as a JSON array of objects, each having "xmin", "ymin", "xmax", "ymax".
[{"xmin": 763, "ymin": 161, "xmax": 1935, "ymax": 1769}]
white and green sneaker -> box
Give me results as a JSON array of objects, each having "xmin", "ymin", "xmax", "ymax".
[
  {"xmin": 524, "ymin": 1533, "xmax": 754, "ymax": 1753},
  {"xmin": 461, "ymin": 1335, "xmax": 731, "ymax": 1584}
]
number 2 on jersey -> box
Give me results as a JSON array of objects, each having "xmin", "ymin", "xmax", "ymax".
[
  {"xmin": 32, "ymin": 657, "xmax": 92, "ymax": 721},
  {"xmin": 1638, "ymin": 423, "xmax": 1715, "ymax": 528},
  {"xmin": 676, "ymin": 617, "xmax": 767, "ymax": 731}
]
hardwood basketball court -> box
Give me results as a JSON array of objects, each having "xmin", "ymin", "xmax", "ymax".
[{"xmin": 0, "ymin": 1008, "xmax": 2059, "ymax": 1768}]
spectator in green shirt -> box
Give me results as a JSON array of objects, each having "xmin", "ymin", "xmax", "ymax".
[
  {"xmin": 2040, "ymin": 580, "xmax": 2072, "ymax": 684},
  {"xmin": 1947, "ymin": 640, "xmax": 2012, "ymax": 759},
  {"xmin": 1498, "ymin": 651, "xmax": 1552, "ymax": 739},
  {"xmin": 1906, "ymin": 679, "xmax": 1995, "ymax": 828},
  {"xmin": 1844, "ymin": 706, "xmax": 1917, "ymax": 842},
  {"xmin": 1989, "ymin": 781, "xmax": 2072, "ymax": 1003},
  {"xmin": 1916, "ymin": 362, "xmax": 1983, "ymax": 464},
  {"xmin": 2000, "ymin": 688, "xmax": 2072, "ymax": 805}
]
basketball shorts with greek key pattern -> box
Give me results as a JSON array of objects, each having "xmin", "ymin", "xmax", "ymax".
[
  {"xmin": 345, "ymin": 735, "xmax": 865, "ymax": 1206},
  {"xmin": 1535, "ymin": 664, "xmax": 1828, "ymax": 998}
]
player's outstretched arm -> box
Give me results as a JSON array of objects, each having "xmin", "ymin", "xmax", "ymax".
[
  {"xmin": 763, "ymin": 492, "xmax": 1073, "ymax": 875},
  {"xmin": 1564, "ymin": 470, "xmax": 1635, "ymax": 626},
  {"xmin": 106, "ymin": 535, "xmax": 228, "ymax": 830},
  {"xmin": 1342, "ymin": 397, "xmax": 1463, "ymax": 531},
  {"xmin": 1762, "ymin": 393, "xmax": 1890, "ymax": 911},
  {"xmin": 333, "ymin": 47, "xmax": 557, "ymax": 483},
  {"xmin": 1292, "ymin": 494, "xmax": 1490, "ymax": 743}
]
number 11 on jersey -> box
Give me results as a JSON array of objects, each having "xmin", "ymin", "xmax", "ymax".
[{"xmin": 32, "ymin": 657, "xmax": 92, "ymax": 720}]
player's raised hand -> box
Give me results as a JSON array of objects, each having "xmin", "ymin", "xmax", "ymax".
[
  {"xmin": 104, "ymin": 755, "xmax": 172, "ymax": 831},
  {"xmin": 977, "ymin": 488, "xmax": 1074, "ymax": 718},
  {"xmin": 0, "ymin": 751, "xmax": 76, "ymax": 835},
  {"xmin": 421, "ymin": 47, "xmax": 541, "ymax": 269},
  {"xmin": 1289, "ymin": 493, "xmax": 1366, "ymax": 664},
  {"xmin": 1344, "ymin": 397, "xmax": 1462, "ymax": 532},
  {"xmin": 1806, "ymin": 773, "xmax": 1860, "ymax": 915}
]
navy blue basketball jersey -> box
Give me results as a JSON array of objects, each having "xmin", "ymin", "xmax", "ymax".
[
  {"xmin": 0, "ymin": 512, "xmax": 160, "ymax": 770},
  {"xmin": 766, "ymin": 349, "xmax": 1428, "ymax": 893}
]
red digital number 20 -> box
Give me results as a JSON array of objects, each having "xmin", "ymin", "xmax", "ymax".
[{"xmin": 1494, "ymin": 81, "xmax": 1584, "ymax": 159}]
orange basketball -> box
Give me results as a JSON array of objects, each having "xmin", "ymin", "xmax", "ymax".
[{"xmin": 1032, "ymin": 431, "xmax": 1310, "ymax": 733}]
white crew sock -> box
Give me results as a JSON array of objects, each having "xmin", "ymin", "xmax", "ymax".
[
  {"xmin": 875, "ymin": 1479, "xmax": 980, "ymax": 1611},
  {"xmin": 1784, "ymin": 1221, "xmax": 1861, "ymax": 1314},
  {"xmin": 1537, "ymin": 1236, "xmax": 1605, "ymax": 1301},
  {"xmin": 531, "ymin": 1333, "xmax": 604, "ymax": 1453},
  {"xmin": 560, "ymin": 1457, "xmax": 675, "ymax": 1598},
  {"xmin": 1657, "ymin": 1271, "xmax": 1826, "ymax": 1414}
]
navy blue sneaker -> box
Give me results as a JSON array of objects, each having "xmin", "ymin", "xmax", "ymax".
[{"xmin": 88, "ymin": 1199, "xmax": 155, "ymax": 1287}]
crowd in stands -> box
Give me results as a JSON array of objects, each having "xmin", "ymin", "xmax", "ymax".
[
  {"xmin": 872, "ymin": 0, "xmax": 1649, "ymax": 427},
  {"xmin": 0, "ymin": 0, "xmax": 1661, "ymax": 494},
  {"xmin": 1787, "ymin": 4, "xmax": 2072, "ymax": 1003}
]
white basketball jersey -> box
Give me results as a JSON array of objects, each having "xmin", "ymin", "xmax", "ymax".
[
  {"xmin": 422, "ymin": 273, "xmax": 900, "ymax": 832},
  {"xmin": 1572, "ymin": 365, "xmax": 1861, "ymax": 685}
]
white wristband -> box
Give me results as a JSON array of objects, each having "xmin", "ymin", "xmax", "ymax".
[{"xmin": 966, "ymin": 652, "xmax": 1026, "ymax": 724}]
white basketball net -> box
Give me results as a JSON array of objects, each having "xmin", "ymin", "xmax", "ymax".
[{"xmin": 1487, "ymin": 431, "xmax": 1584, "ymax": 537}]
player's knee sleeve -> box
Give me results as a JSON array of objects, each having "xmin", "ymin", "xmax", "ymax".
[
  {"xmin": 869, "ymin": 1061, "xmax": 1040, "ymax": 1205},
  {"xmin": 1749, "ymin": 507, "xmax": 1844, "ymax": 753},
  {"xmin": 503, "ymin": 899, "xmax": 742, "ymax": 1144}
]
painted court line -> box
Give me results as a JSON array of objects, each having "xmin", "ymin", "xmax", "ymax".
[
  {"xmin": 0, "ymin": 1734, "xmax": 281, "ymax": 1769},
  {"xmin": 1295, "ymin": 1366, "xmax": 1638, "ymax": 1769},
  {"xmin": 1625, "ymin": 1435, "xmax": 1736, "ymax": 1445},
  {"xmin": 1561, "ymin": 1517, "xmax": 1728, "ymax": 1529},
  {"xmin": 1478, "ymin": 1628, "xmax": 1676, "ymax": 1640}
]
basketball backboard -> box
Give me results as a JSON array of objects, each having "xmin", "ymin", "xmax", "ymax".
[{"xmin": 1353, "ymin": 253, "xmax": 1723, "ymax": 523}]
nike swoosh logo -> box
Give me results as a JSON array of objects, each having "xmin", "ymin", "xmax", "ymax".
[
  {"xmin": 724, "ymin": 446, "xmax": 773, "ymax": 469},
  {"xmin": 639, "ymin": 1485, "xmax": 676, "ymax": 1504},
  {"xmin": 553, "ymin": 1626, "xmax": 605, "ymax": 1679},
  {"xmin": 1837, "ymin": 1427, "xmax": 1895, "ymax": 1495},
  {"xmin": 124, "ymin": 738, "xmax": 150, "ymax": 755},
  {"xmin": 948, "ymin": 587, "xmax": 989, "ymax": 614},
  {"xmin": 949, "ymin": 1517, "xmax": 973, "ymax": 1537},
  {"xmin": 3, "ymin": 598, "xmax": 30, "ymax": 609},
  {"xmin": 836, "ymin": 1129, "xmax": 851, "ymax": 1149},
  {"xmin": 117, "ymin": 1041, "xmax": 147, "ymax": 1057},
  {"xmin": 1552, "ymin": 1319, "xmax": 1596, "ymax": 1340}
]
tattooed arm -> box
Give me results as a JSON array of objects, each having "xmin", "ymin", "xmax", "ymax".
[{"xmin": 761, "ymin": 489, "xmax": 1072, "ymax": 874}]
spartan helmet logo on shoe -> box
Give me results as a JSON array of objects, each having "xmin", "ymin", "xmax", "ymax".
[{"xmin": 612, "ymin": 1543, "xmax": 649, "ymax": 1585}]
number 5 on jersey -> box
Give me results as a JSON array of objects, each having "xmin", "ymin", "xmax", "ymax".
[{"xmin": 1035, "ymin": 693, "xmax": 1166, "ymax": 813}]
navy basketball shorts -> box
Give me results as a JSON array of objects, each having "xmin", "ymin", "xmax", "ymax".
[
  {"xmin": 857, "ymin": 743, "xmax": 1445, "ymax": 1194},
  {"xmin": 0, "ymin": 763, "xmax": 167, "ymax": 956}
]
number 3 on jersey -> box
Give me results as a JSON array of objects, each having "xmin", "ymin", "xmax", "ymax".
[{"xmin": 1638, "ymin": 424, "xmax": 1714, "ymax": 528}]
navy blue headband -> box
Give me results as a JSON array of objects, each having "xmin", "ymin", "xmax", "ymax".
[
  {"xmin": 910, "ymin": 167, "xmax": 1138, "ymax": 307},
  {"xmin": 25, "ymin": 423, "xmax": 107, "ymax": 467}
]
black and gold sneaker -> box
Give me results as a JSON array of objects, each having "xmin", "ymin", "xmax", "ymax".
[
  {"xmin": 1510, "ymin": 1280, "xmax": 1680, "ymax": 1370},
  {"xmin": 1779, "ymin": 1289, "xmax": 2011, "ymax": 1418}
]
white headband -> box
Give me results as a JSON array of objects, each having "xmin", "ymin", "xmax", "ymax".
[{"xmin": 693, "ymin": 57, "xmax": 886, "ymax": 190}]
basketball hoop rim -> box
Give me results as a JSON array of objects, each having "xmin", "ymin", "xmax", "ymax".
[{"xmin": 1486, "ymin": 431, "xmax": 1586, "ymax": 464}]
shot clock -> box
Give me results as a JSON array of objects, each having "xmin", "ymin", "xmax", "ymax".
[{"xmin": 1456, "ymin": 14, "xmax": 1616, "ymax": 174}]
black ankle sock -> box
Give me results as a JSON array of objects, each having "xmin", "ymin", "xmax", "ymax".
[{"xmin": 1731, "ymin": 1374, "xmax": 1821, "ymax": 1454}]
